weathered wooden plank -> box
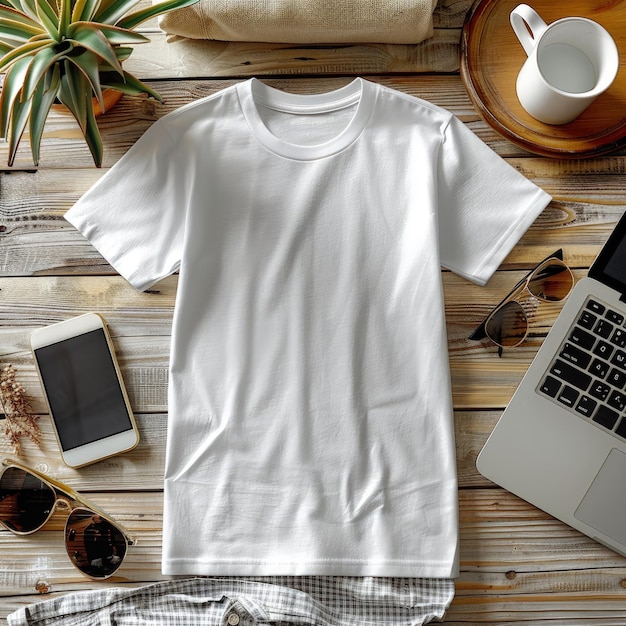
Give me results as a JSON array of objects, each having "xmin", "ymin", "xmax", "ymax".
[
  {"xmin": 0, "ymin": 334, "xmax": 171, "ymax": 413},
  {"xmin": 0, "ymin": 206, "xmax": 619, "ymax": 280},
  {"xmin": 3, "ymin": 152, "xmax": 625, "ymax": 199},
  {"xmin": 1, "ymin": 166, "xmax": 625, "ymax": 276},
  {"xmin": 455, "ymin": 411, "xmax": 497, "ymax": 488},
  {"xmin": 0, "ymin": 269, "xmax": 578, "ymax": 410},
  {"xmin": 0, "ymin": 69, "xmax": 623, "ymax": 168},
  {"xmin": 4, "ymin": 333, "xmax": 518, "ymax": 411},
  {"xmin": 126, "ymin": 29, "xmax": 463, "ymax": 78},
  {"xmin": 3, "ymin": 73, "xmax": 626, "ymax": 170},
  {"xmin": 0, "ymin": 276, "xmax": 177, "ymax": 331},
  {"xmin": 0, "ymin": 265, "xmax": 593, "ymax": 335},
  {"xmin": 0, "ymin": 269, "xmax": 599, "ymax": 412},
  {"xmin": 0, "ymin": 408, "xmax": 494, "ymax": 491},
  {"xmin": 3, "ymin": 573, "xmax": 626, "ymax": 625},
  {"xmin": 2, "ymin": 76, "xmax": 476, "ymax": 170},
  {"xmin": 0, "ymin": 353, "xmax": 562, "ymax": 413},
  {"xmin": 0, "ymin": 489, "xmax": 621, "ymax": 574},
  {"xmin": 446, "ymin": 596, "xmax": 626, "ymax": 625},
  {"xmin": 3, "ymin": 74, "xmax": 624, "ymax": 171},
  {"xmin": 0, "ymin": 413, "xmax": 167, "ymax": 491},
  {"xmin": 1, "ymin": 489, "xmax": 625, "ymax": 619}
]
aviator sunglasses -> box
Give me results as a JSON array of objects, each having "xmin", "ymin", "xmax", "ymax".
[
  {"xmin": 0, "ymin": 459, "xmax": 134, "ymax": 579},
  {"xmin": 469, "ymin": 250, "xmax": 574, "ymax": 355}
]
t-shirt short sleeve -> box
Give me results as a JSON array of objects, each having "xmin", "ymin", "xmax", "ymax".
[
  {"xmin": 65, "ymin": 120, "xmax": 186, "ymax": 292},
  {"xmin": 437, "ymin": 114, "xmax": 551, "ymax": 286}
]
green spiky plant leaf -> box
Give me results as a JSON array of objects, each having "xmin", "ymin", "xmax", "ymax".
[{"xmin": 0, "ymin": 0, "xmax": 199, "ymax": 166}]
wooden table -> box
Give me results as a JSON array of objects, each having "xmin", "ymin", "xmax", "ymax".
[{"xmin": 1, "ymin": 0, "xmax": 626, "ymax": 622}]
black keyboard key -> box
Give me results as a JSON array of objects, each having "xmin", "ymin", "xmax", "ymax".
[
  {"xmin": 569, "ymin": 327, "xmax": 596, "ymax": 351},
  {"xmin": 560, "ymin": 343, "xmax": 592, "ymax": 369},
  {"xmin": 548, "ymin": 299, "xmax": 626, "ymax": 442},
  {"xmin": 611, "ymin": 328, "xmax": 626, "ymax": 348},
  {"xmin": 608, "ymin": 390, "xmax": 626, "ymax": 412},
  {"xmin": 593, "ymin": 405, "xmax": 619, "ymax": 430},
  {"xmin": 589, "ymin": 358, "xmax": 610, "ymax": 378},
  {"xmin": 616, "ymin": 418, "xmax": 626, "ymax": 439},
  {"xmin": 606, "ymin": 309, "xmax": 625, "ymax": 325},
  {"xmin": 590, "ymin": 381, "xmax": 611, "ymax": 401},
  {"xmin": 550, "ymin": 359, "xmax": 592, "ymax": 391},
  {"xmin": 575, "ymin": 395, "xmax": 597, "ymax": 418},
  {"xmin": 611, "ymin": 350, "xmax": 626, "ymax": 369},
  {"xmin": 587, "ymin": 300, "xmax": 606, "ymax": 315},
  {"xmin": 577, "ymin": 310, "xmax": 597, "ymax": 330},
  {"xmin": 593, "ymin": 340, "xmax": 614, "ymax": 360},
  {"xmin": 540, "ymin": 375, "xmax": 561, "ymax": 398},
  {"xmin": 557, "ymin": 385, "xmax": 579, "ymax": 408},
  {"xmin": 607, "ymin": 368, "xmax": 626, "ymax": 389},
  {"xmin": 594, "ymin": 319, "xmax": 614, "ymax": 339}
]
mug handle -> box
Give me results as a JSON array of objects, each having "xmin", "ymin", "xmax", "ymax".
[{"xmin": 510, "ymin": 4, "xmax": 548, "ymax": 56}]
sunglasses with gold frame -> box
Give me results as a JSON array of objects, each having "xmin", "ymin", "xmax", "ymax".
[
  {"xmin": 469, "ymin": 249, "xmax": 574, "ymax": 356},
  {"xmin": 0, "ymin": 458, "xmax": 135, "ymax": 579}
]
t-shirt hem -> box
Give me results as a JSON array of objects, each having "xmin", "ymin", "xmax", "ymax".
[{"xmin": 162, "ymin": 560, "xmax": 459, "ymax": 578}]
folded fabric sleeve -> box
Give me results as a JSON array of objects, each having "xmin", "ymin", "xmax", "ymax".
[{"xmin": 158, "ymin": 0, "xmax": 438, "ymax": 44}]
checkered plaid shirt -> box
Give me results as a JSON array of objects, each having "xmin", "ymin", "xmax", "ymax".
[{"xmin": 8, "ymin": 576, "xmax": 454, "ymax": 625}]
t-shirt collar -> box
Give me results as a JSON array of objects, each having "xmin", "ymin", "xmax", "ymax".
[{"xmin": 237, "ymin": 77, "xmax": 376, "ymax": 160}]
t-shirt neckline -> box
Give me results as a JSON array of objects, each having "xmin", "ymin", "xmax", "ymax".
[{"xmin": 237, "ymin": 77, "xmax": 376, "ymax": 160}]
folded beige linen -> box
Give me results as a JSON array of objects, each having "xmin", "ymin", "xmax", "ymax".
[{"xmin": 158, "ymin": 0, "xmax": 438, "ymax": 44}]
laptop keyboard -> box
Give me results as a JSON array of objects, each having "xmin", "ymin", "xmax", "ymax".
[{"xmin": 538, "ymin": 297, "xmax": 626, "ymax": 441}]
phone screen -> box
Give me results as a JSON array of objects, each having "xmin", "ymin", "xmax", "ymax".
[{"xmin": 34, "ymin": 329, "xmax": 133, "ymax": 451}]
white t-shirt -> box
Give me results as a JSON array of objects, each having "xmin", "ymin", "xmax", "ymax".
[{"xmin": 66, "ymin": 78, "xmax": 551, "ymax": 578}]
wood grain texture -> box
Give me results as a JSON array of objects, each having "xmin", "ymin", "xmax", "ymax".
[
  {"xmin": 1, "ymin": 0, "xmax": 626, "ymax": 621},
  {"xmin": 5, "ymin": 75, "xmax": 626, "ymax": 170},
  {"xmin": 0, "ymin": 271, "xmax": 597, "ymax": 412},
  {"xmin": 1, "ymin": 488, "xmax": 625, "ymax": 618}
]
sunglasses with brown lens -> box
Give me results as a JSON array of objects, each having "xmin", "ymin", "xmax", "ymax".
[
  {"xmin": 0, "ymin": 458, "xmax": 135, "ymax": 579},
  {"xmin": 469, "ymin": 250, "xmax": 574, "ymax": 355}
]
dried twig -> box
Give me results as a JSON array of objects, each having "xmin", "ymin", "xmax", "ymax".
[{"xmin": 0, "ymin": 364, "xmax": 42, "ymax": 454}]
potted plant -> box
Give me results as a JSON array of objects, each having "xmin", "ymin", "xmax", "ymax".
[{"xmin": 0, "ymin": 0, "xmax": 199, "ymax": 166}]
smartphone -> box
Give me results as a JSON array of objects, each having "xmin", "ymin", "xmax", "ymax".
[{"xmin": 30, "ymin": 313, "xmax": 139, "ymax": 467}]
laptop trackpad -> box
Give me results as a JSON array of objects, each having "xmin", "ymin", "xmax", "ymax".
[{"xmin": 574, "ymin": 448, "xmax": 626, "ymax": 547}]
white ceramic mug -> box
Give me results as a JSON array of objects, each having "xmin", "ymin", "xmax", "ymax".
[{"xmin": 510, "ymin": 4, "xmax": 619, "ymax": 125}]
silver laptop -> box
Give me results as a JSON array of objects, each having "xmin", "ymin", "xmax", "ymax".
[{"xmin": 477, "ymin": 211, "xmax": 626, "ymax": 557}]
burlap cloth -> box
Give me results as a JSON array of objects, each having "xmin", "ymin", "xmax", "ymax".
[{"xmin": 158, "ymin": 0, "xmax": 438, "ymax": 44}]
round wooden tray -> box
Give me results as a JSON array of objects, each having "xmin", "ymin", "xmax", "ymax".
[{"xmin": 460, "ymin": 0, "xmax": 626, "ymax": 158}]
